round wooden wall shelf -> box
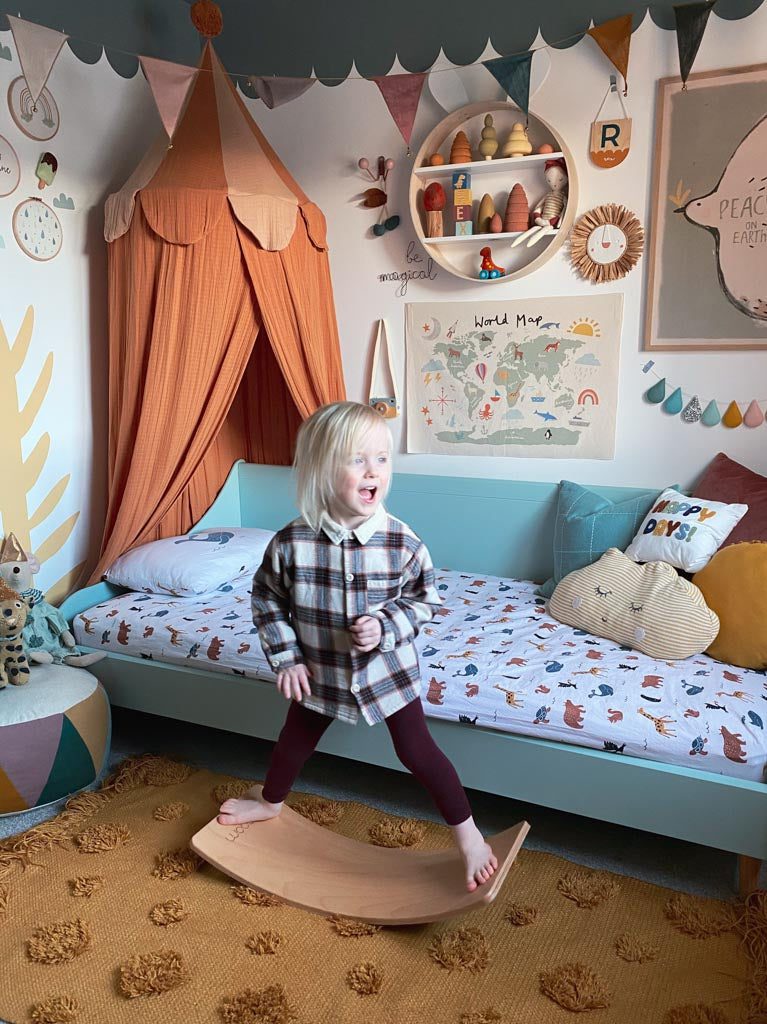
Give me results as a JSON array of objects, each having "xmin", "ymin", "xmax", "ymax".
[{"xmin": 409, "ymin": 102, "xmax": 578, "ymax": 284}]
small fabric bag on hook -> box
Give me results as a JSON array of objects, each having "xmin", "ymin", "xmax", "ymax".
[{"xmin": 368, "ymin": 319, "xmax": 400, "ymax": 419}]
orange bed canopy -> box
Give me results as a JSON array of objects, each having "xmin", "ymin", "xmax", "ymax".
[{"xmin": 91, "ymin": 43, "xmax": 345, "ymax": 582}]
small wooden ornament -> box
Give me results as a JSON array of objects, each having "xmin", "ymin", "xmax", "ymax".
[
  {"xmin": 502, "ymin": 123, "xmax": 532, "ymax": 158},
  {"xmin": 424, "ymin": 181, "xmax": 447, "ymax": 238},
  {"xmin": 428, "ymin": 153, "xmax": 445, "ymax": 166},
  {"xmin": 490, "ymin": 212, "xmax": 503, "ymax": 233},
  {"xmin": 477, "ymin": 193, "xmax": 495, "ymax": 234},
  {"xmin": 478, "ymin": 114, "xmax": 498, "ymax": 161},
  {"xmin": 191, "ymin": 0, "xmax": 223, "ymax": 36},
  {"xmin": 504, "ymin": 184, "xmax": 529, "ymax": 232},
  {"xmin": 537, "ymin": 143, "xmax": 555, "ymax": 154},
  {"xmin": 449, "ymin": 130, "xmax": 472, "ymax": 165}
]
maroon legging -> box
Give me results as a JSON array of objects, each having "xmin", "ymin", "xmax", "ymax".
[{"xmin": 262, "ymin": 698, "xmax": 472, "ymax": 826}]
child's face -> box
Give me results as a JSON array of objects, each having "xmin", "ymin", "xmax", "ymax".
[{"xmin": 331, "ymin": 422, "xmax": 391, "ymax": 527}]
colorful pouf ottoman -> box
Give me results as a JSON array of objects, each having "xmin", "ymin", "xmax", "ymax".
[{"xmin": 0, "ymin": 663, "xmax": 111, "ymax": 815}]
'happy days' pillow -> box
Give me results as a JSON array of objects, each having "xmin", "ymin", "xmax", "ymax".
[
  {"xmin": 624, "ymin": 488, "xmax": 748, "ymax": 573},
  {"xmin": 104, "ymin": 527, "xmax": 275, "ymax": 597}
]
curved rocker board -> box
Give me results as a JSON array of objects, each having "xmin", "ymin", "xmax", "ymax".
[{"xmin": 190, "ymin": 790, "xmax": 530, "ymax": 925}]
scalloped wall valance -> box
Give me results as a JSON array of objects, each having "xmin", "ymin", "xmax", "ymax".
[{"xmin": 0, "ymin": 0, "xmax": 763, "ymax": 84}]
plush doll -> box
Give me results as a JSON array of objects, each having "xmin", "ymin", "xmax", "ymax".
[
  {"xmin": 0, "ymin": 577, "xmax": 30, "ymax": 687},
  {"xmin": 0, "ymin": 533, "xmax": 104, "ymax": 667},
  {"xmin": 511, "ymin": 157, "xmax": 569, "ymax": 249}
]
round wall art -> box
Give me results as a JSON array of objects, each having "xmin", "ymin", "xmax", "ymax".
[
  {"xmin": 13, "ymin": 197, "xmax": 63, "ymax": 261},
  {"xmin": 570, "ymin": 203, "xmax": 644, "ymax": 284},
  {"xmin": 7, "ymin": 77, "xmax": 60, "ymax": 141},
  {"xmin": 0, "ymin": 134, "xmax": 21, "ymax": 197}
]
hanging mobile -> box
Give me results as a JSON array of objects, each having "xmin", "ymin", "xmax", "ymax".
[{"xmin": 356, "ymin": 155, "xmax": 400, "ymax": 237}]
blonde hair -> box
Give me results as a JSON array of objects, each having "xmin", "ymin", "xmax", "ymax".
[{"xmin": 294, "ymin": 402, "xmax": 392, "ymax": 531}]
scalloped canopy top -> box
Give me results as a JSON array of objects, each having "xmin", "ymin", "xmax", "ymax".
[{"xmin": 104, "ymin": 43, "xmax": 326, "ymax": 252}]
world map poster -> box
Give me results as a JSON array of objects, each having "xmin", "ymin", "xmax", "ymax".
[{"xmin": 405, "ymin": 295, "xmax": 623, "ymax": 459}]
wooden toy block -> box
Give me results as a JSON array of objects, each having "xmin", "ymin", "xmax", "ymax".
[
  {"xmin": 455, "ymin": 221, "xmax": 473, "ymax": 236},
  {"xmin": 454, "ymin": 204, "xmax": 473, "ymax": 222},
  {"xmin": 452, "ymin": 171, "xmax": 471, "ymax": 190},
  {"xmin": 453, "ymin": 188, "xmax": 472, "ymax": 206}
]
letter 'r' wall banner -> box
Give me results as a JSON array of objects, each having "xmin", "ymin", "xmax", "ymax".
[{"xmin": 405, "ymin": 295, "xmax": 623, "ymax": 460}]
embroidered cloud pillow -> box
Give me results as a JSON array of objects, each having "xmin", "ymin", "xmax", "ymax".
[
  {"xmin": 624, "ymin": 488, "xmax": 748, "ymax": 573},
  {"xmin": 105, "ymin": 527, "xmax": 275, "ymax": 597},
  {"xmin": 549, "ymin": 547, "xmax": 719, "ymax": 660}
]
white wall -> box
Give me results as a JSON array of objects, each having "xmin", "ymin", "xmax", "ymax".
[{"xmin": 1, "ymin": 8, "xmax": 766, "ymax": 592}]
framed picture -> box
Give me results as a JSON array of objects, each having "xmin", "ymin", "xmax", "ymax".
[{"xmin": 644, "ymin": 63, "xmax": 767, "ymax": 351}]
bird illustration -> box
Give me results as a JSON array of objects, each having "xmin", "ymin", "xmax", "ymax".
[{"xmin": 677, "ymin": 113, "xmax": 767, "ymax": 321}]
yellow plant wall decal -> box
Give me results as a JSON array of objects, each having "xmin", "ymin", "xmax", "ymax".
[{"xmin": 0, "ymin": 306, "xmax": 85, "ymax": 603}]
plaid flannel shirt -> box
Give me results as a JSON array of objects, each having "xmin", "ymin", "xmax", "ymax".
[{"xmin": 251, "ymin": 506, "xmax": 442, "ymax": 725}]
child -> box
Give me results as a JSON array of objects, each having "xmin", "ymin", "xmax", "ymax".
[{"xmin": 218, "ymin": 401, "xmax": 497, "ymax": 892}]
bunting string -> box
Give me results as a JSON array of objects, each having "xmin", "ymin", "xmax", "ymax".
[
  {"xmin": 641, "ymin": 361, "xmax": 767, "ymax": 428},
  {"xmin": 1, "ymin": 10, "xmax": 632, "ymax": 84}
]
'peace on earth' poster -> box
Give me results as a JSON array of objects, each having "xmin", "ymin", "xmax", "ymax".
[{"xmin": 406, "ymin": 295, "xmax": 623, "ymax": 459}]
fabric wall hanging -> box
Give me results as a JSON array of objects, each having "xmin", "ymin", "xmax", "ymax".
[
  {"xmin": 12, "ymin": 198, "xmax": 63, "ymax": 260},
  {"xmin": 569, "ymin": 204, "xmax": 643, "ymax": 283},
  {"xmin": 368, "ymin": 319, "xmax": 399, "ymax": 419},
  {"xmin": 7, "ymin": 77, "xmax": 60, "ymax": 141},
  {"xmin": 641, "ymin": 362, "xmax": 767, "ymax": 430},
  {"xmin": 589, "ymin": 76, "xmax": 631, "ymax": 168},
  {"xmin": 0, "ymin": 135, "xmax": 21, "ymax": 197}
]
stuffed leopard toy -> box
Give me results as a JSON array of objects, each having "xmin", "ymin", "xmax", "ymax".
[{"xmin": 0, "ymin": 577, "xmax": 30, "ymax": 688}]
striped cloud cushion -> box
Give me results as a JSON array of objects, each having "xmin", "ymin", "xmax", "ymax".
[{"xmin": 549, "ymin": 547, "xmax": 719, "ymax": 660}]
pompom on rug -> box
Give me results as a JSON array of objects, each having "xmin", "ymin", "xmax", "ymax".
[{"xmin": 0, "ymin": 755, "xmax": 763, "ymax": 1023}]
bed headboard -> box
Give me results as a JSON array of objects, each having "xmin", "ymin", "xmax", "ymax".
[{"xmin": 196, "ymin": 462, "xmax": 654, "ymax": 584}]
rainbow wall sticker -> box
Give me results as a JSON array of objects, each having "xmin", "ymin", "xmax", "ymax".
[{"xmin": 578, "ymin": 389, "xmax": 600, "ymax": 406}]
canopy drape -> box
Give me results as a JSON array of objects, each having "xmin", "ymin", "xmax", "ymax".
[{"xmin": 90, "ymin": 43, "xmax": 345, "ymax": 582}]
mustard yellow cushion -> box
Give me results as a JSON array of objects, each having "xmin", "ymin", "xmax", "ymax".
[
  {"xmin": 693, "ymin": 541, "xmax": 767, "ymax": 669},
  {"xmin": 549, "ymin": 547, "xmax": 719, "ymax": 660}
]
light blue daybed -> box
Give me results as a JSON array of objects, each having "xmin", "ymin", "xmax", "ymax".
[{"xmin": 60, "ymin": 462, "xmax": 766, "ymax": 893}]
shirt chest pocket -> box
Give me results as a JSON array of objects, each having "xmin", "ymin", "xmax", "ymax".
[{"xmin": 366, "ymin": 573, "xmax": 401, "ymax": 608}]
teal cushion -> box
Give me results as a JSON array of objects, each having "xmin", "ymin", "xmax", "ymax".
[{"xmin": 537, "ymin": 480, "xmax": 663, "ymax": 598}]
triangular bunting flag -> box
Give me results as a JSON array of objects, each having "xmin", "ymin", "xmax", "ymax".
[
  {"xmin": 249, "ymin": 76, "xmax": 316, "ymax": 109},
  {"xmin": 681, "ymin": 396, "xmax": 702, "ymax": 422},
  {"xmin": 482, "ymin": 53, "xmax": 533, "ymax": 117},
  {"xmin": 7, "ymin": 15, "xmax": 68, "ymax": 107},
  {"xmin": 587, "ymin": 15, "xmax": 632, "ymax": 93},
  {"xmin": 371, "ymin": 73, "xmax": 427, "ymax": 149},
  {"xmin": 140, "ymin": 55, "xmax": 199, "ymax": 140},
  {"xmin": 645, "ymin": 378, "xmax": 666, "ymax": 404},
  {"xmin": 722, "ymin": 400, "xmax": 743, "ymax": 428},
  {"xmin": 674, "ymin": 0, "xmax": 717, "ymax": 87}
]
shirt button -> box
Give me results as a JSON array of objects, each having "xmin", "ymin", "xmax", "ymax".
[
  {"xmin": 345, "ymin": 573, "xmax": 354, "ymax": 582},
  {"xmin": 351, "ymin": 683, "xmax": 361, "ymax": 694}
]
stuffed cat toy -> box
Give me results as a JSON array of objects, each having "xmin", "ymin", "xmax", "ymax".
[
  {"xmin": 0, "ymin": 577, "xmax": 30, "ymax": 687},
  {"xmin": 0, "ymin": 533, "xmax": 104, "ymax": 667}
]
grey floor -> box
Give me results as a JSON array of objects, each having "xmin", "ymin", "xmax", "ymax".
[{"xmin": 2, "ymin": 706, "xmax": 763, "ymax": 902}]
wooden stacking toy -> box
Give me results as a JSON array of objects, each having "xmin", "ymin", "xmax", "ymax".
[
  {"xmin": 424, "ymin": 181, "xmax": 447, "ymax": 238},
  {"xmin": 477, "ymin": 193, "xmax": 495, "ymax": 234},
  {"xmin": 502, "ymin": 123, "xmax": 532, "ymax": 158},
  {"xmin": 449, "ymin": 130, "xmax": 472, "ymax": 165},
  {"xmin": 504, "ymin": 184, "xmax": 530, "ymax": 232},
  {"xmin": 478, "ymin": 114, "xmax": 499, "ymax": 160}
]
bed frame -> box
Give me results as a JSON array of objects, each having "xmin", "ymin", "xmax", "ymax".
[{"xmin": 60, "ymin": 462, "xmax": 766, "ymax": 893}]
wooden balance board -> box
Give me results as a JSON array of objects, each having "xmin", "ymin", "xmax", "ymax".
[{"xmin": 190, "ymin": 790, "xmax": 530, "ymax": 925}]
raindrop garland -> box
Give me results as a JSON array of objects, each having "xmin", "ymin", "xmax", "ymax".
[{"xmin": 641, "ymin": 361, "xmax": 767, "ymax": 429}]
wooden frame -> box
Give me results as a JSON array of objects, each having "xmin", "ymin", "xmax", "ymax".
[
  {"xmin": 644, "ymin": 63, "xmax": 767, "ymax": 351},
  {"xmin": 408, "ymin": 102, "xmax": 578, "ymax": 284},
  {"xmin": 60, "ymin": 462, "xmax": 767, "ymax": 891}
]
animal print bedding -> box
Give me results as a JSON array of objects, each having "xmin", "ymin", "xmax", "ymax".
[{"xmin": 73, "ymin": 570, "xmax": 767, "ymax": 782}]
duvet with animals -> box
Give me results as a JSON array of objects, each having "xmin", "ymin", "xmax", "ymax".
[{"xmin": 73, "ymin": 570, "xmax": 767, "ymax": 782}]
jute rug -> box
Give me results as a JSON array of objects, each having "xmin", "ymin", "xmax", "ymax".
[{"xmin": 0, "ymin": 755, "xmax": 764, "ymax": 1024}]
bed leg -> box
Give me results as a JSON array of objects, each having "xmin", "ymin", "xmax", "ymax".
[{"xmin": 738, "ymin": 855, "xmax": 762, "ymax": 896}]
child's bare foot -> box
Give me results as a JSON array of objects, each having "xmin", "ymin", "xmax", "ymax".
[
  {"xmin": 452, "ymin": 817, "xmax": 499, "ymax": 892},
  {"xmin": 217, "ymin": 787, "xmax": 283, "ymax": 826}
]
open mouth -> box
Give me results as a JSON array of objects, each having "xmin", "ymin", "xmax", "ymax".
[{"xmin": 359, "ymin": 486, "xmax": 378, "ymax": 504}]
